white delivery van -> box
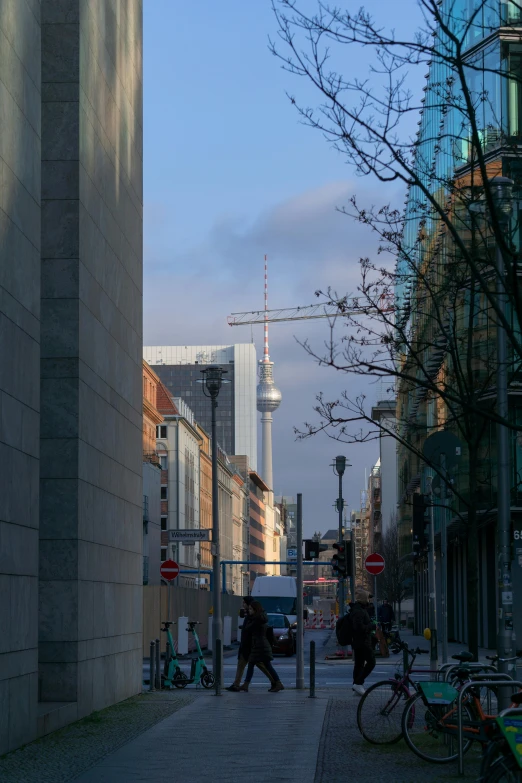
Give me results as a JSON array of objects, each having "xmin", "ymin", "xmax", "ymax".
[{"xmin": 251, "ymin": 576, "xmax": 298, "ymax": 625}]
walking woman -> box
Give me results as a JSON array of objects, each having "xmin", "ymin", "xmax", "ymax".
[{"xmin": 239, "ymin": 601, "xmax": 284, "ymax": 692}]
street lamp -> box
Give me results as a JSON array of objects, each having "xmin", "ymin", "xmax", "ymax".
[
  {"xmin": 198, "ymin": 365, "xmax": 230, "ymax": 695},
  {"xmin": 332, "ymin": 455, "xmax": 349, "ymax": 615},
  {"xmin": 471, "ymin": 177, "xmax": 515, "ymax": 698}
]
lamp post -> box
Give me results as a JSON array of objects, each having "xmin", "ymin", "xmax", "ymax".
[
  {"xmin": 332, "ymin": 456, "xmax": 348, "ymax": 615},
  {"xmin": 471, "ymin": 177, "xmax": 515, "ymax": 702},
  {"xmin": 199, "ymin": 365, "xmax": 229, "ymax": 695}
]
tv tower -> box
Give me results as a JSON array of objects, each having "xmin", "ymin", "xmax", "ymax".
[{"xmin": 256, "ymin": 255, "xmax": 282, "ymax": 490}]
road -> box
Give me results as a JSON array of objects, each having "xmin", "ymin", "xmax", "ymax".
[{"xmin": 144, "ymin": 629, "xmax": 436, "ymax": 691}]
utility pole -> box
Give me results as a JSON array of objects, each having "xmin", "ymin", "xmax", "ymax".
[
  {"xmin": 296, "ymin": 493, "xmax": 304, "ymax": 689},
  {"xmin": 495, "ymin": 189, "xmax": 515, "ymax": 704},
  {"xmin": 332, "ymin": 456, "xmax": 348, "ymax": 614},
  {"xmin": 428, "ymin": 477, "xmax": 438, "ymax": 670}
]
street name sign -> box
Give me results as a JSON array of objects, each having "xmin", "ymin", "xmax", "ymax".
[
  {"xmin": 160, "ymin": 559, "xmax": 180, "ymax": 581},
  {"xmin": 365, "ymin": 553, "xmax": 385, "ymax": 576},
  {"xmin": 168, "ymin": 529, "xmax": 210, "ymax": 543}
]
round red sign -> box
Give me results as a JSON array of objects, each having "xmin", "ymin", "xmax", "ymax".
[
  {"xmin": 365, "ymin": 553, "xmax": 385, "ymax": 576},
  {"xmin": 160, "ymin": 559, "xmax": 180, "ymax": 581}
]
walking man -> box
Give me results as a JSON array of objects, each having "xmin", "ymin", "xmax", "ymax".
[
  {"xmin": 378, "ymin": 599, "xmax": 396, "ymax": 634},
  {"xmin": 351, "ymin": 590, "xmax": 376, "ymax": 696},
  {"xmin": 226, "ymin": 597, "xmax": 275, "ymax": 691}
]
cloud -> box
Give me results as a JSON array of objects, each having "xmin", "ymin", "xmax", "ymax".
[{"xmin": 144, "ymin": 178, "xmax": 403, "ymax": 534}]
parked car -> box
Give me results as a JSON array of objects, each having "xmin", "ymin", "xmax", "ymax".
[{"xmin": 267, "ymin": 613, "xmax": 295, "ymax": 656}]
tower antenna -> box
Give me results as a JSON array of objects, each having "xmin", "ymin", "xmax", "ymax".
[{"xmin": 256, "ymin": 255, "xmax": 281, "ymax": 490}]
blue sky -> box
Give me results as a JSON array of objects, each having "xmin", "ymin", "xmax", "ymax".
[{"xmin": 143, "ymin": 1, "xmax": 423, "ymax": 536}]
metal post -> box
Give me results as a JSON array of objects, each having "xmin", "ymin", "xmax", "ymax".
[
  {"xmin": 167, "ymin": 579, "xmax": 172, "ymax": 623},
  {"xmin": 296, "ymin": 493, "xmax": 305, "ymax": 689},
  {"xmin": 309, "ymin": 640, "xmax": 316, "ymax": 698},
  {"xmin": 440, "ymin": 463, "xmax": 448, "ymax": 665},
  {"xmin": 338, "ymin": 472, "xmax": 345, "ymax": 615},
  {"xmin": 496, "ymin": 240, "xmax": 514, "ymax": 709},
  {"xmin": 374, "ymin": 575, "xmax": 377, "ymax": 618},
  {"xmin": 211, "ymin": 397, "xmax": 223, "ymax": 695},
  {"xmin": 428, "ymin": 487, "xmax": 438, "ymax": 670},
  {"xmin": 403, "ymin": 646, "xmax": 409, "ymax": 678},
  {"xmin": 155, "ymin": 638, "xmax": 161, "ymax": 689},
  {"xmin": 349, "ymin": 529, "xmax": 355, "ymax": 603},
  {"xmin": 149, "ymin": 641, "xmax": 155, "ymax": 691}
]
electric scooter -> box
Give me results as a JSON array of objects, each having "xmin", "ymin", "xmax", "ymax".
[{"xmin": 161, "ymin": 620, "xmax": 215, "ymax": 689}]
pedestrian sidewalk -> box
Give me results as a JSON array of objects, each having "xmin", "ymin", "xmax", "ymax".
[
  {"xmin": 71, "ymin": 690, "xmax": 328, "ymax": 783},
  {"xmin": 322, "ymin": 627, "xmax": 496, "ymax": 665}
]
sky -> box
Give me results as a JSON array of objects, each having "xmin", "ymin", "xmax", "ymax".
[{"xmin": 143, "ymin": 1, "xmax": 424, "ymax": 537}]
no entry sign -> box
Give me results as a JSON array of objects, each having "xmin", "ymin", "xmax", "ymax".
[
  {"xmin": 365, "ymin": 553, "xmax": 385, "ymax": 576},
  {"xmin": 160, "ymin": 559, "xmax": 180, "ymax": 581}
]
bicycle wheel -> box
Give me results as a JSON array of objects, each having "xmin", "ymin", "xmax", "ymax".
[
  {"xmin": 357, "ymin": 680, "xmax": 410, "ymax": 744},
  {"xmin": 401, "ymin": 691, "xmax": 474, "ymax": 763},
  {"xmin": 200, "ymin": 670, "xmax": 215, "ymax": 689},
  {"xmin": 485, "ymin": 754, "xmax": 522, "ymax": 782}
]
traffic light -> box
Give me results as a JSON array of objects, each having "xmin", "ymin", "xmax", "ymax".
[
  {"xmin": 304, "ymin": 539, "xmax": 328, "ymax": 560},
  {"xmin": 332, "ymin": 541, "xmax": 352, "ymax": 578},
  {"xmin": 412, "ymin": 494, "xmax": 430, "ymax": 552}
]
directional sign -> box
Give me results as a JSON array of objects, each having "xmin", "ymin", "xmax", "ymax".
[
  {"xmin": 160, "ymin": 559, "xmax": 180, "ymax": 581},
  {"xmin": 168, "ymin": 529, "xmax": 210, "ymax": 542},
  {"xmin": 365, "ymin": 553, "xmax": 385, "ymax": 576}
]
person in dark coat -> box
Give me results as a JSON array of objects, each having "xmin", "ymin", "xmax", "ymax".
[
  {"xmin": 226, "ymin": 597, "xmax": 275, "ymax": 691},
  {"xmin": 239, "ymin": 601, "xmax": 284, "ymax": 692},
  {"xmin": 351, "ymin": 590, "xmax": 376, "ymax": 696},
  {"xmin": 378, "ymin": 599, "xmax": 396, "ymax": 633}
]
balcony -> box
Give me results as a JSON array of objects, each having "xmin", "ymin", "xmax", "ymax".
[
  {"xmin": 143, "ymin": 495, "xmax": 149, "ymax": 523},
  {"xmin": 143, "ymin": 555, "xmax": 149, "ymax": 585}
]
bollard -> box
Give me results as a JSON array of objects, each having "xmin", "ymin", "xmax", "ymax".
[
  {"xmin": 309, "ymin": 640, "xmax": 316, "ymax": 698},
  {"xmin": 403, "ymin": 646, "xmax": 409, "ymax": 678},
  {"xmin": 155, "ymin": 638, "xmax": 161, "ymax": 690},
  {"xmin": 215, "ymin": 638, "xmax": 222, "ymax": 696},
  {"xmin": 149, "ymin": 640, "xmax": 155, "ymax": 691}
]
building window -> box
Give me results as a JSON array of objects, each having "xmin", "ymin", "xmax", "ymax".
[
  {"xmin": 161, "ymin": 486, "xmax": 168, "ymax": 500},
  {"xmin": 157, "ymin": 425, "xmax": 167, "ymax": 439},
  {"xmin": 161, "ymin": 547, "xmax": 168, "ymax": 562},
  {"xmin": 161, "ymin": 516, "xmax": 167, "ymax": 531},
  {"xmin": 159, "ymin": 455, "xmax": 168, "ymax": 470}
]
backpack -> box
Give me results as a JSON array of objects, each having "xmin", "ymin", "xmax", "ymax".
[{"xmin": 335, "ymin": 612, "xmax": 353, "ymax": 646}]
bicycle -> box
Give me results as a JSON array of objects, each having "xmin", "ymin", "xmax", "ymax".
[
  {"xmin": 356, "ymin": 641, "xmax": 430, "ymax": 744},
  {"xmin": 401, "ymin": 654, "xmax": 522, "ymax": 765}
]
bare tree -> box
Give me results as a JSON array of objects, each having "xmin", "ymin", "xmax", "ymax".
[
  {"xmin": 377, "ymin": 515, "xmax": 412, "ymax": 625},
  {"xmin": 269, "ymin": 0, "xmax": 522, "ymax": 657}
]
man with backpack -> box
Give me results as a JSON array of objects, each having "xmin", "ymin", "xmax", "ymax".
[{"xmin": 350, "ymin": 590, "xmax": 376, "ymax": 695}]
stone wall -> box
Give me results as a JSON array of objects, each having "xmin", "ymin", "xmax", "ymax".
[
  {"xmin": 0, "ymin": 0, "xmax": 42, "ymax": 756},
  {"xmin": 39, "ymin": 0, "xmax": 143, "ymax": 717}
]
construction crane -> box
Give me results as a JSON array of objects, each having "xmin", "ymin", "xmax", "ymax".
[{"xmin": 227, "ymin": 296, "xmax": 392, "ymax": 326}]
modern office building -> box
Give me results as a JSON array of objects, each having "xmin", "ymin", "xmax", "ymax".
[
  {"xmin": 144, "ymin": 344, "xmax": 257, "ymax": 471},
  {"xmin": 0, "ymin": 1, "xmax": 143, "ymax": 754}
]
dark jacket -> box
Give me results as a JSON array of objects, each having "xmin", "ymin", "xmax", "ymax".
[
  {"xmin": 351, "ymin": 601, "xmax": 373, "ymax": 647},
  {"xmin": 238, "ymin": 613, "xmax": 254, "ymax": 659},
  {"xmin": 248, "ymin": 612, "xmax": 274, "ymax": 663},
  {"xmin": 378, "ymin": 603, "xmax": 395, "ymax": 624}
]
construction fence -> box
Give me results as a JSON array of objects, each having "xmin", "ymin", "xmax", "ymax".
[{"xmin": 143, "ymin": 584, "xmax": 243, "ymax": 656}]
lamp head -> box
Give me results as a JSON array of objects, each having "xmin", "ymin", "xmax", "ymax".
[
  {"xmin": 198, "ymin": 365, "xmax": 228, "ymax": 399},
  {"xmin": 335, "ymin": 455, "xmax": 347, "ymax": 476}
]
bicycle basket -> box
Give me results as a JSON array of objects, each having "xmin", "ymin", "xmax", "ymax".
[
  {"xmin": 496, "ymin": 715, "xmax": 522, "ymax": 770},
  {"xmin": 418, "ymin": 682, "xmax": 458, "ymax": 705}
]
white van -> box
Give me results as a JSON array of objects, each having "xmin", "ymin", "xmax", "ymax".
[{"xmin": 251, "ymin": 576, "xmax": 298, "ymax": 625}]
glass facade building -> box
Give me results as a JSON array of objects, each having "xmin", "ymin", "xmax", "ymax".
[
  {"xmin": 143, "ymin": 345, "xmax": 257, "ymax": 470},
  {"xmin": 397, "ymin": 0, "xmax": 522, "ymax": 648}
]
